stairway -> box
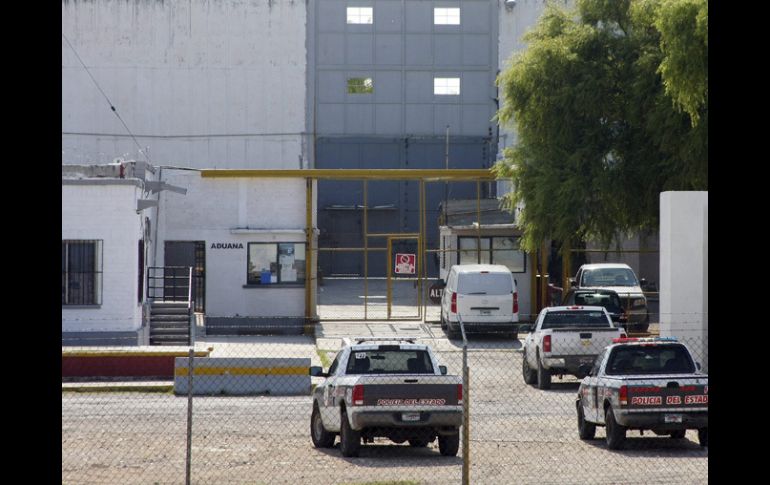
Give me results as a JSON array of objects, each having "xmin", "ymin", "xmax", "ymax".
[{"xmin": 150, "ymin": 302, "xmax": 191, "ymax": 345}]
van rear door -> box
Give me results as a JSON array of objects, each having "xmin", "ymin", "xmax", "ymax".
[{"xmin": 457, "ymin": 272, "xmax": 514, "ymax": 322}]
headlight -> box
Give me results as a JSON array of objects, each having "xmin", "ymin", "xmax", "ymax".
[{"xmin": 632, "ymin": 298, "xmax": 646, "ymax": 307}]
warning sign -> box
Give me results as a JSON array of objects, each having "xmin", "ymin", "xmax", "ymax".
[{"xmin": 394, "ymin": 253, "xmax": 416, "ymax": 274}]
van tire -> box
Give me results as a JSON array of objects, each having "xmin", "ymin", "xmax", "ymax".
[{"xmin": 669, "ymin": 430, "xmax": 686, "ymax": 439}]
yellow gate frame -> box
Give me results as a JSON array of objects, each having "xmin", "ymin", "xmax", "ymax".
[{"xmin": 201, "ymin": 168, "xmax": 510, "ymax": 322}]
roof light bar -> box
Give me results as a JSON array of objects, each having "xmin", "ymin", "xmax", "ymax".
[
  {"xmin": 353, "ymin": 336, "xmax": 417, "ymax": 344},
  {"xmin": 612, "ymin": 337, "xmax": 678, "ymax": 344}
]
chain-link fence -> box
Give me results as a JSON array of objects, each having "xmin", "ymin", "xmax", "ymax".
[{"xmin": 62, "ymin": 311, "xmax": 707, "ymax": 485}]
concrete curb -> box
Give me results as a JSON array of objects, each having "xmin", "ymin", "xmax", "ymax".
[{"xmin": 62, "ymin": 384, "xmax": 174, "ymax": 393}]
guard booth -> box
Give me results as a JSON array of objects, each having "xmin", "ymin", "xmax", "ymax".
[{"xmin": 437, "ymin": 199, "xmax": 535, "ymax": 322}]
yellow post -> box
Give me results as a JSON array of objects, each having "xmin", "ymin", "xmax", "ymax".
[
  {"xmin": 476, "ymin": 180, "xmax": 482, "ymax": 264},
  {"xmin": 363, "ymin": 180, "xmax": 368, "ymax": 321},
  {"xmin": 530, "ymin": 251, "xmax": 538, "ymax": 319},
  {"xmin": 387, "ymin": 238, "xmax": 392, "ymax": 319},
  {"xmin": 540, "ymin": 242, "xmax": 549, "ymax": 309},
  {"xmin": 562, "ymin": 240, "xmax": 571, "ymax": 297},
  {"xmin": 305, "ymin": 178, "xmax": 313, "ymax": 324}
]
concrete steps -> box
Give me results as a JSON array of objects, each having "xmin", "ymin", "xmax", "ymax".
[{"xmin": 150, "ymin": 302, "xmax": 191, "ymax": 346}]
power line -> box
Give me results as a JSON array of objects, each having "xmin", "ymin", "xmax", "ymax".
[{"xmin": 62, "ymin": 33, "xmax": 151, "ymax": 164}]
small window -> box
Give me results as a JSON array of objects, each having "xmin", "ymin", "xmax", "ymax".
[
  {"xmin": 62, "ymin": 240, "xmax": 103, "ymax": 306},
  {"xmin": 434, "ymin": 77, "xmax": 460, "ymax": 95},
  {"xmin": 347, "ymin": 6, "xmax": 373, "ymax": 24},
  {"xmin": 247, "ymin": 242, "xmax": 306, "ymax": 285},
  {"xmin": 434, "ymin": 7, "xmax": 460, "ymax": 25},
  {"xmin": 348, "ymin": 77, "xmax": 374, "ymax": 94}
]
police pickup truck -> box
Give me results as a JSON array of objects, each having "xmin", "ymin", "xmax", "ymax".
[
  {"xmin": 521, "ymin": 306, "xmax": 626, "ymax": 389},
  {"xmin": 309, "ymin": 337, "xmax": 463, "ymax": 457},
  {"xmin": 576, "ymin": 337, "xmax": 708, "ymax": 450}
]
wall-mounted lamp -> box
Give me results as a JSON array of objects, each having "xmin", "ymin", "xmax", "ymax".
[{"xmin": 505, "ymin": 0, "xmax": 517, "ymax": 11}]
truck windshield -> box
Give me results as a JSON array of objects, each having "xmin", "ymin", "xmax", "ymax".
[
  {"xmin": 346, "ymin": 349, "xmax": 435, "ymax": 375},
  {"xmin": 457, "ymin": 273, "xmax": 512, "ymax": 295},
  {"xmin": 582, "ymin": 268, "xmax": 638, "ymax": 287},
  {"xmin": 605, "ymin": 344, "xmax": 695, "ymax": 375},
  {"xmin": 574, "ymin": 292, "xmax": 623, "ymax": 314},
  {"xmin": 541, "ymin": 311, "xmax": 610, "ymax": 329}
]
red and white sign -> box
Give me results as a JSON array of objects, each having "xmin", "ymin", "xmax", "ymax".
[{"xmin": 395, "ymin": 253, "xmax": 416, "ymax": 274}]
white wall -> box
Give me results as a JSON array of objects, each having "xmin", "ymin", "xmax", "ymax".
[
  {"xmin": 62, "ymin": 182, "xmax": 145, "ymax": 333},
  {"xmin": 158, "ymin": 170, "xmax": 316, "ymax": 319},
  {"xmin": 62, "ymin": 0, "xmax": 308, "ymax": 168},
  {"xmin": 659, "ymin": 191, "xmax": 708, "ymax": 371}
]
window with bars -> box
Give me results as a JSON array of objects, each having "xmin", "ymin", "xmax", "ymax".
[
  {"xmin": 62, "ymin": 240, "xmax": 103, "ymax": 305},
  {"xmin": 434, "ymin": 7, "xmax": 461, "ymax": 25},
  {"xmin": 347, "ymin": 6, "xmax": 373, "ymax": 24}
]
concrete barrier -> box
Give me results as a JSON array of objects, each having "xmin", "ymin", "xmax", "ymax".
[{"xmin": 174, "ymin": 357, "xmax": 310, "ymax": 396}]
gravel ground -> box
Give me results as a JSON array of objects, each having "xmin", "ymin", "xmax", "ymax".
[{"xmin": 62, "ymin": 347, "xmax": 706, "ymax": 484}]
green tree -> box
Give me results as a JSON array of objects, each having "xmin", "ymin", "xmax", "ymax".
[{"xmin": 495, "ymin": 0, "xmax": 707, "ymax": 252}]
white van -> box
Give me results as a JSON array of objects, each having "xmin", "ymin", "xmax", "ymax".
[{"xmin": 440, "ymin": 264, "xmax": 519, "ymax": 339}]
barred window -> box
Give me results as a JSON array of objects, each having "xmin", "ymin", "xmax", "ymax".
[
  {"xmin": 62, "ymin": 240, "xmax": 103, "ymax": 306},
  {"xmin": 247, "ymin": 242, "xmax": 306, "ymax": 285}
]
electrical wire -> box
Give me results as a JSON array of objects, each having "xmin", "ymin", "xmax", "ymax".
[{"xmin": 62, "ymin": 33, "xmax": 151, "ymax": 164}]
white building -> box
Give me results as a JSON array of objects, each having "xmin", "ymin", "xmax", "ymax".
[{"xmin": 62, "ymin": 162, "xmax": 160, "ymax": 345}]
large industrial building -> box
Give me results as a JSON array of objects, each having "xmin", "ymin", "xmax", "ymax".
[{"xmin": 62, "ymin": 0, "xmax": 561, "ymax": 343}]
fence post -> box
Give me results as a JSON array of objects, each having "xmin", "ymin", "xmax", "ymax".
[
  {"xmin": 185, "ymin": 348, "xmax": 194, "ymax": 485},
  {"xmin": 460, "ymin": 316, "xmax": 470, "ymax": 485}
]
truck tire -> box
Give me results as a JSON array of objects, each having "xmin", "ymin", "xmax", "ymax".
[
  {"xmin": 604, "ymin": 405, "xmax": 626, "ymax": 450},
  {"xmin": 311, "ymin": 403, "xmax": 335, "ymax": 448},
  {"xmin": 536, "ymin": 352, "xmax": 551, "ymax": 390},
  {"xmin": 577, "ymin": 403, "xmax": 596, "ymax": 440},
  {"xmin": 438, "ymin": 433, "xmax": 460, "ymax": 456},
  {"xmin": 440, "ymin": 311, "xmax": 447, "ymax": 330},
  {"xmin": 409, "ymin": 439, "xmax": 430, "ymax": 447},
  {"xmin": 698, "ymin": 427, "xmax": 708, "ymax": 447},
  {"xmin": 339, "ymin": 409, "xmax": 361, "ymax": 457},
  {"xmin": 669, "ymin": 430, "xmax": 686, "ymax": 439},
  {"xmin": 522, "ymin": 351, "xmax": 537, "ymax": 385}
]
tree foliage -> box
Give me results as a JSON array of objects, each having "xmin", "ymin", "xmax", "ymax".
[{"xmin": 495, "ymin": 0, "xmax": 707, "ymax": 252}]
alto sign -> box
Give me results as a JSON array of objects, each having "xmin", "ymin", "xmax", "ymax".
[{"xmin": 429, "ymin": 282, "xmax": 446, "ymax": 304}]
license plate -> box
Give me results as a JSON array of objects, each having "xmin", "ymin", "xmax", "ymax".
[
  {"xmin": 580, "ymin": 357, "xmax": 594, "ymax": 364},
  {"xmin": 664, "ymin": 414, "xmax": 683, "ymax": 423},
  {"xmin": 402, "ymin": 412, "xmax": 420, "ymax": 422},
  {"xmin": 581, "ymin": 339, "xmax": 591, "ymax": 347}
]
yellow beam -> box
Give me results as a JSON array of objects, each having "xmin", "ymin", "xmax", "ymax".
[{"xmin": 201, "ymin": 168, "xmax": 496, "ymax": 180}]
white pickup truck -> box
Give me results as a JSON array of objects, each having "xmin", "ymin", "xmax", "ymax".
[
  {"xmin": 576, "ymin": 337, "xmax": 708, "ymax": 450},
  {"xmin": 309, "ymin": 337, "xmax": 463, "ymax": 457},
  {"xmin": 521, "ymin": 306, "xmax": 626, "ymax": 389}
]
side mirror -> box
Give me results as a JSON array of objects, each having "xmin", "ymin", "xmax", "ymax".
[
  {"xmin": 577, "ymin": 364, "xmax": 593, "ymax": 378},
  {"xmin": 639, "ymin": 278, "xmax": 647, "ymax": 287},
  {"xmin": 570, "ymin": 278, "xmax": 577, "ymax": 288},
  {"xmin": 309, "ymin": 366, "xmax": 328, "ymax": 377},
  {"xmin": 439, "ymin": 365, "xmax": 448, "ymax": 375},
  {"xmin": 696, "ymin": 362, "xmax": 702, "ymax": 371}
]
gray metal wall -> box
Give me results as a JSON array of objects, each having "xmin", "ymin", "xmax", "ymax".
[{"xmin": 310, "ymin": 0, "xmax": 500, "ymax": 277}]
